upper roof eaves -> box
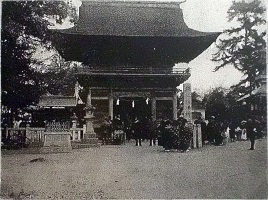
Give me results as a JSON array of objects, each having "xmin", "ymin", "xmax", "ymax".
[{"xmin": 56, "ymin": 0, "xmax": 218, "ymax": 37}]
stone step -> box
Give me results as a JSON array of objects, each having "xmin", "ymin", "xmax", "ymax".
[
  {"xmin": 81, "ymin": 138, "xmax": 99, "ymax": 144},
  {"xmin": 72, "ymin": 143, "xmax": 100, "ymax": 149}
]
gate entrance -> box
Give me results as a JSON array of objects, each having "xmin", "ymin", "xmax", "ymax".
[{"xmin": 114, "ymin": 97, "xmax": 151, "ymax": 122}]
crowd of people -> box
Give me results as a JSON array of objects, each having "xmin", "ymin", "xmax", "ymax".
[
  {"xmin": 195, "ymin": 114, "xmax": 266, "ymax": 150},
  {"xmin": 2, "ymin": 110, "xmax": 266, "ymax": 151},
  {"xmin": 100, "ymin": 115, "xmax": 193, "ymax": 152},
  {"xmin": 100, "ymin": 113, "xmax": 266, "ymax": 151}
]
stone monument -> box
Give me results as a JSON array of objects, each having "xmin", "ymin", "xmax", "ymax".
[
  {"xmin": 183, "ymin": 83, "xmax": 192, "ymax": 123},
  {"xmin": 40, "ymin": 121, "xmax": 72, "ymax": 153},
  {"xmin": 41, "ymin": 132, "xmax": 72, "ymax": 153},
  {"xmin": 183, "ymin": 83, "xmax": 195, "ymax": 148}
]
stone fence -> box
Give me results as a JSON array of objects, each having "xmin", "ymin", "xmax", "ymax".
[
  {"xmin": 4, "ymin": 125, "xmax": 86, "ymax": 147},
  {"xmin": 3, "ymin": 123, "xmax": 202, "ymax": 148}
]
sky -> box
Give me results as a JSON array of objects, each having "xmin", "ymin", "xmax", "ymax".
[
  {"xmin": 63, "ymin": 0, "xmax": 265, "ymax": 93},
  {"xmin": 180, "ymin": 0, "xmax": 242, "ymax": 93}
]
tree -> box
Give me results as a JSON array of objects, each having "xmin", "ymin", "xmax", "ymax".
[
  {"xmin": 212, "ymin": 0, "xmax": 266, "ymax": 95},
  {"xmin": 203, "ymin": 87, "xmax": 228, "ymax": 121},
  {"xmin": 191, "ymin": 91, "xmax": 204, "ymax": 109},
  {"xmin": 203, "ymin": 87, "xmax": 250, "ymax": 122},
  {"xmin": 35, "ymin": 53, "xmax": 82, "ymax": 96},
  {"xmin": 1, "ymin": 1, "xmax": 77, "ymax": 111}
]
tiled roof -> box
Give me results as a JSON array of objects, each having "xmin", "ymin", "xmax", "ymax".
[
  {"xmin": 57, "ymin": 0, "xmax": 219, "ymax": 37},
  {"xmin": 52, "ymin": 0, "xmax": 220, "ymax": 64},
  {"xmin": 237, "ymin": 84, "xmax": 266, "ymax": 101}
]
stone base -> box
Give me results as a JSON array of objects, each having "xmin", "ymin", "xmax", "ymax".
[
  {"xmin": 82, "ymin": 133, "xmax": 98, "ymax": 145},
  {"xmin": 81, "ymin": 138, "xmax": 99, "ymax": 144},
  {"xmin": 41, "ymin": 132, "xmax": 72, "ymax": 154}
]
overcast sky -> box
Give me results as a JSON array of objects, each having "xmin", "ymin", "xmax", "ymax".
[
  {"xmin": 180, "ymin": 0, "xmax": 243, "ymax": 93},
  {"xmin": 67, "ymin": 0, "xmax": 265, "ymax": 93}
]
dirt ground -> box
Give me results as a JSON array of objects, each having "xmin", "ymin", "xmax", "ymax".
[{"xmin": 1, "ymin": 139, "xmax": 267, "ymax": 199}]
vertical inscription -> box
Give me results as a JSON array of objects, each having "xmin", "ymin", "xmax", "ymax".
[{"xmin": 183, "ymin": 83, "xmax": 192, "ymax": 122}]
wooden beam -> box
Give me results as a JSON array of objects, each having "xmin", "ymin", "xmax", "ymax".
[
  {"xmin": 91, "ymin": 97, "xmax": 109, "ymax": 100},
  {"xmin": 155, "ymin": 97, "xmax": 173, "ymax": 100}
]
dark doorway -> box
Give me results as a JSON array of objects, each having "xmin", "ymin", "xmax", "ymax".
[{"xmin": 114, "ymin": 97, "xmax": 151, "ymax": 122}]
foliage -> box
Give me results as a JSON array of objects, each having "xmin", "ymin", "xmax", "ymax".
[
  {"xmin": 1, "ymin": 1, "xmax": 77, "ymax": 111},
  {"xmin": 212, "ymin": 0, "xmax": 266, "ymax": 93},
  {"xmin": 203, "ymin": 87, "xmax": 228, "ymax": 121},
  {"xmin": 203, "ymin": 87, "xmax": 249, "ymax": 122},
  {"xmin": 35, "ymin": 53, "xmax": 82, "ymax": 96},
  {"xmin": 191, "ymin": 91, "xmax": 204, "ymax": 108}
]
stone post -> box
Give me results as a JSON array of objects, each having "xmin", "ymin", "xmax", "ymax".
[
  {"xmin": 183, "ymin": 83, "xmax": 192, "ymax": 123},
  {"xmin": 71, "ymin": 113, "xmax": 78, "ymax": 128},
  {"xmin": 82, "ymin": 88, "xmax": 98, "ymax": 145},
  {"xmin": 151, "ymin": 97, "xmax": 156, "ymax": 121},
  {"xmin": 26, "ymin": 124, "xmax": 30, "ymax": 141},
  {"xmin": 192, "ymin": 124, "xmax": 197, "ymax": 148},
  {"xmin": 183, "ymin": 83, "xmax": 193, "ymax": 147},
  {"xmin": 173, "ymin": 90, "xmax": 178, "ymax": 120},
  {"xmin": 109, "ymin": 90, "xmax": 114, "ymax": 120},
  {"xmin": 82, "ymin": 124, "xmax": 86, "ymax": 139},
  {"xmin": 197, "ymin": 124, "xmax": 202, "ymax": 148}
]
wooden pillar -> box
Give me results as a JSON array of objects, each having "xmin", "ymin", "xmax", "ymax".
[
  {"xmin": 109, "ymin": 89, "xmax": 114, "ymax": 119},
  {"xmin": 151, "ymin": 96, "xmax": 156, "ymax": 121},
  {"xmin": 173, "ymin": 90, "xmax": 178, "ymax": 120}
]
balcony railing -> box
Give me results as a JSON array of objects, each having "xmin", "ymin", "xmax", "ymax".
[{"xmin": 77, "ymin": 66, "xmax": 190, "ymax": 75}]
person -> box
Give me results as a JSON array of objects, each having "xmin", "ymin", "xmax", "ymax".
[
  {"xmin": 206, "ymin": 116, "xmax": 217, "ymax": 144},
  {"xmin": 254, "ymin": 117, "xmax": 261, "ymax": 139},
  {"xmin": 221, "ymin": 121, "xmax": 229, "ymax": 145},
  {"xmin": 214, "ymin": 119, "xmax": 224, "ymax": 146},
  {"xmin": 259, "ymin": 116, "xmax": 267, "ymax": 139},
  {"xmin": 113, "ymin": 115, "xmax": 121, "ymax": 130},
  {"xmin": 178, "ymin": 117, "xmax": 192, "ymax": 152},
  {"xmin": 241, "ymin": 120, "xmax": 247, "ymax": 141},
  {"xmin": 148, "ymin": 117, "xmax": 157, "ymax": 146},
  {"xmin": 141, "ymin": 116, "xmax": 149, "ymax": 142},
  {"xmin": 246, "ymin": 116, "xmax": 256, "ymax": 150},
  {"xmin": 158, "ymin": 116, "xmax": 173, "ymax": 151},
  {"xmin": 133, "ymin": 117, "xmax": 142, "ymax": 146},
  {"xmin": 235, "ymin": 125, "xmax": 242, "ymax": 140},
  {"xmin": 229, "ymin": 120, "xmax": 237, "ymax": 142},
  {"xmin": 124, "ymin": 116, "xmax": 132, "ymax": 142},
  {"xmin": 102, "ymin": 116, "xmax": 112, "ymax": 145}
]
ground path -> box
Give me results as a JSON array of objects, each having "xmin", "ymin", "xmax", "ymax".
[{"xmin": 1, "ymin": 139, "xmax": 267, "ymax": 199}]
